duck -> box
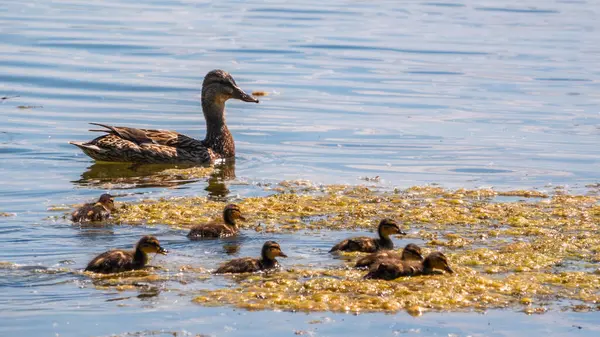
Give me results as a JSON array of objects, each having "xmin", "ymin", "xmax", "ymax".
[
  {"xmin": 329, "ymin": 219, "xmax": 406, "ymax": 253},
  {"xmin": 214, "ymin": 241, "xmax": 287, "ymax": 274},
  {"xmin": 364, "ymin": 251, "xmax": 454, "ymax": 280},
  {"xmin": 69, "ymin": 69, "xmax": 259, "ymax": 164},
  {"xmin": 71, "ymin": 193, "xmax": 115, "ymax": 222},
  {"xmin": 354, "ymin": 243, "xmax": 424, "ymax": 269},
  {"xmin": 187, "ymin": 204, "xmax": 245, "ymax": 239},
  {"xmin": 85, "ymin": 235, "xmax": 167, "ymax": 274}
]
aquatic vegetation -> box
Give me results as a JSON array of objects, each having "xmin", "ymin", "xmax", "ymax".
[
  {"xmin": 110, "ymin": 183, "xmax": 600, "ymax": 314},
  {"xmin": 0, "ymin": 212, "xmax": 15, "ymax": 217}
]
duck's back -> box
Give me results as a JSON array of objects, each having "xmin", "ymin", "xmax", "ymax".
[
  {"xmin": 187, "ymin": 222, "xmax": 236, "ymax": 239},
  {"xmin": 330, "ymin": 236, "xmax": 378, "ymax": 253},
  {"xmin": 85, "ymin": 249, "xmax": 138, "ymax": 274},
  {"xmin": 71, "ymin": 203, "xmax": 110, "ymax": 222},
  {"xmin": 355, "ymin": 250, "xmax": 402, "ymax": 268},
  {"xmin": 215, "ymin": 257, "xmax": 261, "ymax": 274}
]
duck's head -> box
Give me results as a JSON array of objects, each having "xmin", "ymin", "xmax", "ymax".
[
  {"xmin": 136, "ymin": 235, "xmax": 168, "ymax": 255},
  {"xmin": 202, "ymin": 69, "xmax": 259, "ymax": 106},
  {"xmin": 377, "ymin": 218, "xmax": 406, "ymax": 239},
  {"xmin": 402, "ymin": 243, "xmax": 424, "ymax": 261},
  {"xmin": 424, "ymin": 251, "xmax": 454, "ymax": 274},
  {"xmin": 223, "ymin": 204, "xmax": 246, "ymax": 225},
  {"xmin": 97, "ymin": 193, "xmax": 115, "ymax": 211},
  {"xmin": 261, "ymin": 241, "xmax": 287, "ymax": 260}
]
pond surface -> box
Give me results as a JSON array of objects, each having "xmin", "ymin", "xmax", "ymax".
[{"xmin": 0, "ymin": 0, "xmax": 599, "ymax": 336}]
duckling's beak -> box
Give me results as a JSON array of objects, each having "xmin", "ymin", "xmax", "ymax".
[
  {"xmin": 157, "ymin": 247, "xmax": 168, "ymax": 255},
  {"xmin": 239, "ymin": 215, "xmax": 247, "ymax": 221},
  {"xmin": 445, "ymin": 266, "xmax": 454, "ymax": 274},
  {"xmin": 396, "ymin": 227, "xmax": 407, "ymax": 235},
  {"xmin": 278, "ymin": 251, "xmax": 288, "ymax": 258},
  {"xmin": 232, "ymin": 85, "xmax": 259, "ymax": 103}
]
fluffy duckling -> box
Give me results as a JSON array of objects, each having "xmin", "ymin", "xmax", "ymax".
[
  {"xmin": 71, "ymin": 193, "xmax": 114, "ymax": 222},
  {"xmin": 214, "ymin": 241, "xmax": 287, "ymax": 274},
  {"xmin": 365, "ymin": 252, "xmax": 454, "ymax": 280},
  {"xmin": 354, "ymin": 243, "xmax": 424, "ymax": 269},
  {"xmin": 187, "ymin": 204, "xmax": 245, "ymax": 239},
  {"xmin": 329, "ymin": 219, "xmax": 406, "ymax": 253},
  {"xmin": 85, "ymin": 235, "xmax": 167, "ymax": 274}
]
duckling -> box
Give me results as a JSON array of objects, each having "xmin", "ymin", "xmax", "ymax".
[
  {"xmin": 329, "ymin": 219, "xmax": 406, "ymax": 253},
  {"xmin": 354, "ymin": 243, "xmax": 424, "ymax": 269},
  {"xmin": 364, "ymin": 252, "xmax": 454, "ymax": 280},
  {"xmin": 187, "ymin": 204, "xmax": 245, "ymax": 239},
  {"xmin": 85, "ymin": 235, "xmax": 167, "ymax": 274},
  {"xmin": 69, "ymin": 70, "xmax": 259, "ymax": 164},
  {"xmin": 214, "ymin": 241, "xmax": 287, "ymax": 274},
  {"xmin": 71, "ymin": 193, "xmax": 114, "ymax": 222}
]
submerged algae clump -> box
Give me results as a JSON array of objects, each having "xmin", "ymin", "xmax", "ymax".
[{"xmin": 112, "ymin": 183, "xmax": 600, "ymax": 314}]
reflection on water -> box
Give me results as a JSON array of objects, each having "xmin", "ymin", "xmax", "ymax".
[{"xmin": 73, "ymin": 160, "xmax": 236, "ymax": 196}]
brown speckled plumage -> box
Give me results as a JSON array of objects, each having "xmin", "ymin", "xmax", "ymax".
[
  {"xmin": 329, "ymin": 219, "xmax": 406, "ymax": 253},
  {"xmin": 85, "ymin": 235, "xmax": 167, "ymax": 274},
  {"xmin": 214, "ymin": 241, "xmax": 287, "ymax": 274},
  {"xmin": 71, "ymin": 193, "xmax": 114, "ymax": 222},
  {"xmin": 354, "ymin": 243, "xmax": 424, "ymax": 269},
  {"xmin": 187, "ymin": 204, "xmax": 245, "ymax": 239},
  {"xmin": 70, "ymin": 70, "xmax": 259, "ymax": 164},
  {"xmin": 364, "ymin": 251, "xmax": 454, "ymax": 280}
]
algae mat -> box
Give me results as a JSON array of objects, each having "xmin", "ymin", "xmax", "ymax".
[{"xmin": 110, "ymin": 183, "xmax": 600, "ymax": 315}]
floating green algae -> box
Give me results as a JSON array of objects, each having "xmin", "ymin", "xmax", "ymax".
[{"xmin": 108, "ymin": 183, "xmax": 600, "ymax": 314}]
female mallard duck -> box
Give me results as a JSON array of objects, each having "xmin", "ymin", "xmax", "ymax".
[
  {"xmin": 85, "ymin": 235, "xmax": 167, "ymax": 274},
  {"xmin": 187, "ymin": 204, "xmax": 245, "ymax": 239},
  {"xmin": 329, "ymin": 219, "xmax": 406, "ymax": 253},
  {"xmin": 364, "ymin": 252, "xmax": 454, "ymax": 280},
  {"xmin": 354, "ymin": 243, "xmax": 423, "ymax": 269},
  {"xmin": 69, "ymin": 70, "xmax": 259, "ymax": 164},
  {"xmin": 71, "ymin": 193, "xmax": 115, "ymax": 222},
  {"xmin": 214, "ymin": 241, "xmax": 287, "ymax": 274}
]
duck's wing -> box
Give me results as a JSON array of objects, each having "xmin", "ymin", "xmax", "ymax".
[
  {"xmin": 88, "ymin": 123, "xmax": 188, "ymax": 147},
  {"xmin": 214, "ymin": 257, "xmax": 260, "ymax": 274},
  {"xmin": 330, "ymin": 236, "xmax": 377, "ymax": 253},
  {"xmin": 70, "ymin": 123, "xmax": 213, "ymax": 164},
  {"xmin": 85, "ymin": 250, "xmax": 134, "ymax": 274}
]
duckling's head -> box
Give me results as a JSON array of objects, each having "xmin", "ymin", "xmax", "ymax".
[
  {"xmin": 136, "ymin": 235, "xmax": 168, "ymax": 255},
  {"xmin": 402, "ymin": 243, "xmax": 424, "ymax": 261},
  {"xmin": 202, "ymin": 69, "xmax": 259, "ymax": 106},
  {"xmin": 98, "ymin": 193, "xmax": 115, "ymax": 211},
  {"xmin": 223, "ymin": 204, "xmax": 246, "ymax": 226},
  {"xmin": 377, "ymin": 218, "xmax": 406, "ymax": 239},
  {"xmin": 424, "ymin": 251, "xmax": 454, "ymax": 274},
  {"xmin": 261, "ymin": 241, "xmax": 287, "ymax": 260}
]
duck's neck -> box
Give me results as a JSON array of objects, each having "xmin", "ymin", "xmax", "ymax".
[
  {"xmin": 202, "ymin": 100, "xmax": 235, "ymax": 158},
  {"xmin": 421, "ymin": 258, "xmax": 435, "ymax": 274},
  {"xmin": 259, "ymin": 252, "xmax": 278, "ymax": 270},
  {"xmin": 223, "ymin": 214, "xmax": 237, "ymax": 228},
  {"xmin": 133, "ymin": 248, "xmax": 149, "ymax": 267},
  {"xmin": 377, "ymin": 231, "xmax": 394, "ymax": 250}
]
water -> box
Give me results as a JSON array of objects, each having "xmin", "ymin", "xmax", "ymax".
[{"xmin": 0, "ymin": 0, "xmax": 599, "ymax": 335}]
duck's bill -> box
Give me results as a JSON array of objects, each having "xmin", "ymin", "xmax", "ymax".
[
  {"xmin": 396, "ymin": 229, "xmax": 408, "ymax": 235},
  {"xmin": 278, "ymin": 251, "xmax": 288, "ymax": 258},
  {"xmin": 157, "ymin": 247, "xmax": 168, "ymax": 255},
  {"xmin": 233, "ymin": 86, "xmax": 259, "ymax": 103},
  {"xmin": 445, "ymin": 266, "xmax": 454, "ymax": 274},
  {"xmin": 239, "ymin": 215, "xmax": 247, "ymax": 221}
]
